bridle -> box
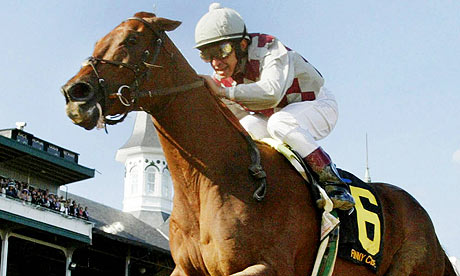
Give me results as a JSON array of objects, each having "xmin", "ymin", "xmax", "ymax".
[
  {"xmin": 73, "ymin": 16, "xmax": 267, "ymax": 202},
  {"xmin": 84, "ymin": 16, "xmax": 203, "ymax": 126}
]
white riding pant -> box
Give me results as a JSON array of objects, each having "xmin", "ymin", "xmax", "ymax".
[{"xmin": 237, "ymin": 87, "xmax": 338, "ymax": 158}]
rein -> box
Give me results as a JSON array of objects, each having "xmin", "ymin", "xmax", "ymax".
[{"xmin": 212, "ymin": 98, "xmax": 267, "ymax": 201}]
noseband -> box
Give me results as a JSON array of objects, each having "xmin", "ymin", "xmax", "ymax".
[{"xmin": 85, "ymin": 17, "xmax": 203, "ymax": 126}]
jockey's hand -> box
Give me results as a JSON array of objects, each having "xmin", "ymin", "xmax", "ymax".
[{"xmin": 199, "ymin": 74, "xmax": 226, "ymax": 98}]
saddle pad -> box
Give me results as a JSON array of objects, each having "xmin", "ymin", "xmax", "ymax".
[
  {"xmin": 337, "ymin": 170, "xmax": 384, "ymax": 272},
  {"xmin": 259, "ymin": 138, "xmax": 339, "ymax": 235},
  {"xmin": 259, "ymin": 138, "xmax": 383, "ymax": 272}
]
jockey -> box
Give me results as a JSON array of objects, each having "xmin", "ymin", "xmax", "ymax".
[{"xmin": 195, "ymin": 3, "xmax": 355, "ymax": 211}]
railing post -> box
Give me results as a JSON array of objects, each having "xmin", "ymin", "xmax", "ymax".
[
  {"xmin": 0, "ymin": 231, "xmax": 9, "ymax": 276},
  {"xmin": 64, "ymin": 247, "xmax": 75, "ymax": 276},
  {"xmin": 125, "ymin": 247, "xmax": 131, "ymax": 276}
]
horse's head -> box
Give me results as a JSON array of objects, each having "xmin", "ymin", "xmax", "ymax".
[{"xmin": 61, "ymin": 12, "xmax": 181, "ymax": 130}]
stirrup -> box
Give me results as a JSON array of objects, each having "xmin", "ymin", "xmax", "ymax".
[
  {"xmin": 317, "ymin": 185, "xmax": 355, "ymax": 211},
  {"xmin": 331, "ymin": 196, "xmax": 355, "ymax": 211}
]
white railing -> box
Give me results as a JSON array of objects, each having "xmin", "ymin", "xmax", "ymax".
[{"xmin": 0, "ymin": 195, "xmax": 92, "ymax": 241}]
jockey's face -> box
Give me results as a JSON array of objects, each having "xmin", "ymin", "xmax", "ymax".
[
  {"xmin": 200, "ymin": 40, "xmax": 248, "ymax": 79},
  {"xmin": 210, "ymin": 50, "xmax": 238, "ymax": 78},
  {"xmin": 199, "ymin": 41, "xmax": 238, "ymax": 78}
]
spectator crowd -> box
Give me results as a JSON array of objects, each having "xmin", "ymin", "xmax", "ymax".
[{"xmin": 0, "ymin": 176, "xmax": 89, "ymax": 220}]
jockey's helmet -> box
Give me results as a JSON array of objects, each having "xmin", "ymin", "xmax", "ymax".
[{"xmin": 195, "ymin": 3, "xmax": 249, "ymax": 49}]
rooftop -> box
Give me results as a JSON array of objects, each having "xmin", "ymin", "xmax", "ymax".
[
  {"xmin": 69, "ymin": 193, "xmax": 170, "ymax": 253},
  {"xmin": 0, "ymin": 128, "xmax": 94, "ymax": 185}
]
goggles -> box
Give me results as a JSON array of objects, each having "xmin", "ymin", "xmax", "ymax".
[{"xmin": 199, "ymin": 42, "xmax": 234, "ymax": 62}]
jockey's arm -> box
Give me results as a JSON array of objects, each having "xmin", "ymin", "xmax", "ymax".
[{"xmin": 224, "ymin": 48, "xmax": 291, "ymax": 110}]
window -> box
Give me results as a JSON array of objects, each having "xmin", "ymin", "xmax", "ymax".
[
  {"xmin": 47, "ymin": 145, "xmax": 60, "ymax": 157},
  {"xmin": 32, "ymin": 138, "xmax": 44, "ymax": 150},
  {"xmin": 63, "ymin": 150, "xmax": 77, "ymax": 162},
  {"xmin": 130, "ymin": 166, "xmax": 139, "ymax": 194},
  {"xmin": 16, "ymin": 133, "xmax": 28, "ymax": 145},
  {"xmin": 146, "ymin": 166, "xmax": 158, "ymax": 194}
]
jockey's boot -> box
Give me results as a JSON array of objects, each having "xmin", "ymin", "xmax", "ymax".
[{"xmin": 303, "ymin": 147, "xmax": 355, "ymax": 210}]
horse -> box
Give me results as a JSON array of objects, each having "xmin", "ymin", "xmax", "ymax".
[{"xmin": 61, "ymin": 12, "xmax": 456, "ymax": 276}]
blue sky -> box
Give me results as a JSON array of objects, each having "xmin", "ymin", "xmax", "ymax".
[{"xmin": 1, "ymin": 1, "xmax": 459, "ymax": 258}]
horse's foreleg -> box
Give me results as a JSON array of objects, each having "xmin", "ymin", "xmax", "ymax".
[{"xmin": 229, "ymin": 263, "xmax": 278, "ymax": 276}]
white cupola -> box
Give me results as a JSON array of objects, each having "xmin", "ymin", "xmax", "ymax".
[{"xmin": 115, "ymin": 111, "xmax": 173, "ymax": 228}]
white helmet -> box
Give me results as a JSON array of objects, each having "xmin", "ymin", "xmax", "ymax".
[{"xmin": 195, "ymin": 3, "xmax": 248, "ymax": 48}]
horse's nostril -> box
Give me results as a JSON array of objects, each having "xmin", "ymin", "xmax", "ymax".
[{"xmin": 67, "ymin": 82, "xmax": 94, "ymax": 101}]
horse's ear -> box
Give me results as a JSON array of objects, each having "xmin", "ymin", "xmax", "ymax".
[{"xmin": 151, "ymin": 17, "xmax": 182, "ymax": 32}]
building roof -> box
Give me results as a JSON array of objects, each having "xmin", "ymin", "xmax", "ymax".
[
  {"xmin": 0, "ymin": 130, "xmax": 94, "ymax": 185},
  {"xmin": 68, "ymin": 193, "xmax": 170, "ymax": 253},
  {"xmin": 119, "ymin": 112, "xmax": 162, "ymax": 150},
  {"xmin": 129, "ymin": 210, "xmax": 170, "ymax": 229},
  {"xmin": 157, "ymin": 217, "xmax": 170, "ymax": 238}
]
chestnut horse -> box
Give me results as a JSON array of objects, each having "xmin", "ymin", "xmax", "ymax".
[{"xmin": 61, "ymin": 12, "xmax": 456, "ymax": 276}]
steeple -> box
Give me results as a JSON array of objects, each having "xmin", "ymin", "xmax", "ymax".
[
  {"xmin": 364, "ymin": 133, "xmax": 371, "ymax": 183},
  {"xmin": 115, "ymin": 112, "xmax": 173, "ymax": 228}
]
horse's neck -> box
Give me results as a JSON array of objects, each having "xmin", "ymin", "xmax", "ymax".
[
  {"xmin": 152, "ymin": 86, "xmax": 249, "ymax": 174},
  {"xmin": 147, "ymin": 54, "xmax": 251, "ymax": 207}
]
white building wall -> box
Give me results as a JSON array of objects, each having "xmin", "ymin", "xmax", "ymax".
[{"xmin": 122, "ymin": 151, "xmax": 173, "ymax": 214}]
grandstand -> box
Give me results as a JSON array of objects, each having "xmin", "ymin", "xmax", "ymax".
[{"xmin": 0, "ymin": 126, "xmax": 173, "ymax": 276}]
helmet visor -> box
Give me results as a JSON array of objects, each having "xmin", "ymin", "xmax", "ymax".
[{"xmin": 199, "ymin": 42, "xmax": 234, "ymax": 63}]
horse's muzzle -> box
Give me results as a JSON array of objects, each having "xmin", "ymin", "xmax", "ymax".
[
  {"xmin": 62, "ymin": 81, "xmax": 95, "ymax": 103},
  {"xmin": 62, "ymin": 81, "xmax": 101, "ymax": 130}
]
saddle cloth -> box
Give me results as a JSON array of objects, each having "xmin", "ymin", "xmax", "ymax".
[
  {"xmin": 260, "ymin": 138, "xmax": 384, "ymax": 272},
  {"xmin": 337, "ymin": 170, "xmax": 384, "ymax": 272}
]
